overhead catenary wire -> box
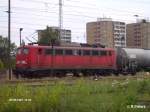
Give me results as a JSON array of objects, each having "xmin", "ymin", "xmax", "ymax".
[
  {"xmin": 0, "ymin": 0, "xmax": 149, "ymax": 44},
  {"xmin": 0, "ymin": 0, "xmax": 149, "ymax": 15},
  {"xmin": 0, "ymin": 4, "xmax": 146, "ymax": 19},
  {"xmin": 25, "ymin": 31, "xmax": 38, "ymax": 41},
  {"xmin": 0, "ymin": 1, "xmax": 143, "ymax": 14},
  {"xmin": 1, "ymin": 3, "xmax": 144, "ymax": 23},
  {"xmin": 25, "ymin": 36, "xmax": 33, "ymax": 43}
]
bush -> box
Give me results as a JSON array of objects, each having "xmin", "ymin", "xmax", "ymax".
[
  {"xmin": 137, "ymin": 80, "xmax": 150, "ymax": 94},
  {"xmin": 0, "ymin": 59, "xmax": 4, "ymax": 70},
  {"xmin": 0, "ymin": 79, "xmax": 150, "ymax": 112},
  {"xmin": 0, "ymin": 58, "xmax": 16, "ymax": 70}
]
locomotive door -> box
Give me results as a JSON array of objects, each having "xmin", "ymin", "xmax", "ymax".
[
  {"xmin": 37, "ymin": 48, "xmax": 44, "ymax": 68},
  {"xmin": 108, "ymin": 51, "xmax": 113, "ymax": 67}
]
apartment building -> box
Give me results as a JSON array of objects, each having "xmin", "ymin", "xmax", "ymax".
[
  {"xmin": 38, "ymin": 26, "xmax": 71, "ymax": 43},
  {"xmin": 86, "ymin": 18, "xmax": 126, "ymax": 48},
  {"xmin": 126, "ymin": 20, "xmax": 150, "ymax": 49}
]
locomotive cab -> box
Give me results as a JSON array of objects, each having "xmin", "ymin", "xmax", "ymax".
[
  {"xmin": 13, "ymin": 46, "xmax": 30, "ymax": 76},
  {"xmin": 16, "ymin": 47, "xmax": 30, "ymax": 66}
]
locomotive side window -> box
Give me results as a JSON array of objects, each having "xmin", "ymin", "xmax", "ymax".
[
  {"xmin": 73, "ymin": 50, "xmax": 81, "ymax": 56},
  {"xmin": 23, "ymin": 48, "xmax": 29, "ymax": 55},
  {"xmin": 55, "ymin": 49, "xmax": 63, "ymax": 55},
  {"xmin": 83, "ymin": 50, "xmax": 91, "ymax": 56},
  {"xmin": 92, "ymin": 50, "xmax": 99, "ymax": 56},
  {"xmin": 65, "ymin": 50, "xmax": 73, "ymax": 55},
  {"xmin": 100, "ymin": 51, "xmax": 107, "ymax": 56},
  {"xmin": 45, "ymin": 49, "xmax": 52, "ymax": 55}
]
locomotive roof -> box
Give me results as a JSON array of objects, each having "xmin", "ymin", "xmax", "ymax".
[{"xmin": 19, "ymin": 45, "xmax": 114, "ymax": 51}]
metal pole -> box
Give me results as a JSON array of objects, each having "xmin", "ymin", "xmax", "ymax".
[
  {"xmin": 8, "ymin": 0, "xmax": 11, "ymax": 80},
  {"xmin": 59, "ymin": 0, "xmax": 62, "ymax": 40},
  {"xmin": 51, "ymin": 43, "xmax": 54, "ymax": 76},
  {"xmin": 20, "ymin": 28, "xmax": 23, "ymax": 46},
  {"xmin": 20, "ymin": 29, "xmax": 21, "ymax": 46}
]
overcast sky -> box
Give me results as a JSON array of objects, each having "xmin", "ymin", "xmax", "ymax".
[{"xmin": 0, "ymin": 0, "xmax": 150, "ymax": 46}]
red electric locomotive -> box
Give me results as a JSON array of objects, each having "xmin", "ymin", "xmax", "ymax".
[{"xmin": 13, "ymin": 45, "xmax": 117, "ymax": 78}]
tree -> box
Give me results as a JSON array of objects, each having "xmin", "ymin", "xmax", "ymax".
[
  {"xmin": 38, "ymin": 26, "xmax": 60, "ymax": 46},
  {"xmin": 0, "ymin": 59, "xmax": 4, "ymax": 70},
  {"xmin": 0, "ymin": 35, "xmax": 17, "ymax": 69}
]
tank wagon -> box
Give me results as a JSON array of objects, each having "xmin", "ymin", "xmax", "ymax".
[{"xmin": 116, "ymin": 48, "xmax": 150, "ymax": 74}]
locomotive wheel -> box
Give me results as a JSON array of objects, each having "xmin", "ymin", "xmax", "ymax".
[
  {"xmin": 131, "ymin": 72, "xmax": 136, "ymax": 76},
  {"xmin": 56, "ymin": 72, "xmax": 63, "ymax": 77},
  {"xmin": 73, "ymin": 71, "xmax": 83, "ymax": 77}
]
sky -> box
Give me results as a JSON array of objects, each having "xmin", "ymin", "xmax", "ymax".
[{"xmin": 0, "ymin": 0, "xmax": 150, "ymax": 46}]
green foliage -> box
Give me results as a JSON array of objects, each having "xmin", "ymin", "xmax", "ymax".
[
  {"xmin": 137, "ymin": 80, "xmax": 150, "ymax": 94},
  {"xmin": 32, "ymin": 83, "xmax": 64, "ymax": 112},
  {"xmin": 0, "ymin": 59, "xmax": 4, "ymax": 70},
  {"xmin": 0, "ymin": 35, "xmax": 17, "ymax": 69},
  {"xmin": 38, "ymin": 26, "xmax": 59, "ymax": 46},
  {"xmin": 0, "ymin": 79, "xmax": 150, "ymax": 112}
]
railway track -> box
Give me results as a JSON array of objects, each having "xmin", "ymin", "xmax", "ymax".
[{"xmin": 0, "ymin": 72, "xmax": 150, "ymax": 86}]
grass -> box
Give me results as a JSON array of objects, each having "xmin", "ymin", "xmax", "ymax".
[{"xmin": 0, "ymin": 78, "xmax": 150, "ymax": 112}]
